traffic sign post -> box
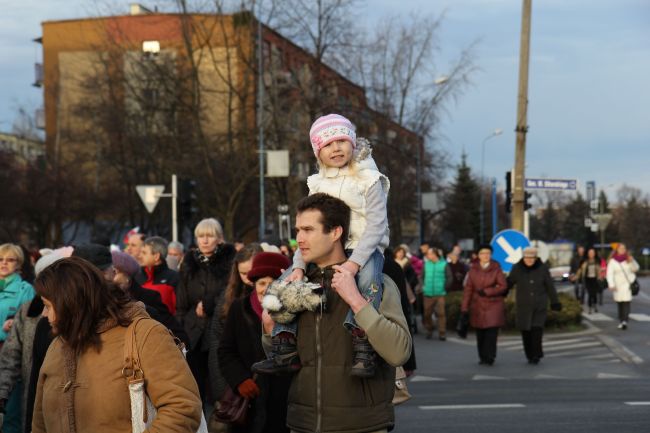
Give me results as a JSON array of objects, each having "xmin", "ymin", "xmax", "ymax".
[
  {"xmin": 490, "ymin": 229, "xmax": 530, "ymax": 272},
  {"xmin": 136, "ymin": 174, "xmax": 179, "ymax": 242}
]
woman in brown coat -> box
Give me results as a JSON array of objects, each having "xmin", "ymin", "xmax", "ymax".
[
  {"xmin": 31, "ymin": 257, "xmax": 202, "ymax": 433},
  {"xmin": 461, "ymin": 245, "xmax": 507, "ymax": 366}
]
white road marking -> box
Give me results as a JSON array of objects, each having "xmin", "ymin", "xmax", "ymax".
[
  {"xmin": 409, "ymin": 375, "xmax": 447, "ymax": 382},
  {"xmin": 582, "ymin": 312, "xmax": 614, "ymax": 321},
  {"xmin": 534, "ymin": 374, "xmax": 566, "ymax": 379},
  {"xmin": 472, "ymin": 375, "xmax": 507, "ymax": 380},
  {"xmin": 597, "ymin": 373, "xmax": 635, "ymax": 379},
  {"xmin": 542, "ymin": 338, "xmax": 592, "ymax": 346},
  {"xmin": 543, "ymin": 342, "xmax": 603, "ymax": 352},
  {"xmin": 596, "ymin": 335, "xmax": 644, "ymax": 365},
  {"xmin": 579, "ymin": 353, "xmax": 618, "ymax": 360},
  {"xmin": 625, "ymin": 402, "xmax": 650, "ymax": 406},
  {"xmin": 629, "ymin": 313, "xmax": 650, "ymax": 322},
  {"xmin": 419, "ymin": 404, "xmax": 525, "ymax": 410}
]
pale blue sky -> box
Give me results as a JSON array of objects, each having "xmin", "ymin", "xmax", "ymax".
[{"xmin": 2, "ymin": 0, "xmax": 649, "ymax": 199}]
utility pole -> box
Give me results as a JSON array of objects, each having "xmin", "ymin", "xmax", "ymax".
[
  {"xmin": 512, "ymin": 0, "xmax": 532, "ymax": 231},
  {"xmin": 257, "ymin": 8, "xmax": 266, "ymax": 240}
]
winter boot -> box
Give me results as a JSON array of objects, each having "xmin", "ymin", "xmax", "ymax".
[
  {"xmin": 350, "ymin": 332, "xmax": 377, "ymax": 378},
  {"xmin": 251, "ymin": 332, "xmax": 301, "ymax": 375}
]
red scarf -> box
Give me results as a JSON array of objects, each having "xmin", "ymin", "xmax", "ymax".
[
  {"xmin": 613, "ymin": 253, "xmax": 628, "ymax": 263},
  {"xmin": 249, "ymin": 291, "xmax": 263, "ymax": 320}
]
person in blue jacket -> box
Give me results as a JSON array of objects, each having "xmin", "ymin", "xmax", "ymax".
[{"xmin": 0, "ymin": 243, "xmax": 35, "ymax": 433}]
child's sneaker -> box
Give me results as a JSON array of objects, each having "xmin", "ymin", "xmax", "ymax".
[
  {"xmin": 350, "ymin": 333, "xmax": 377, "ymax": 378},
  {"xmin": 252, "ymin": 332, "xmax": 301, "ymax": 375}
]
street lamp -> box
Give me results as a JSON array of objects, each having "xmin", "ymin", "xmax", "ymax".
[
  {"xmin": 416, "ymin": 75, "xmax": 449, "ymax": 246},
  {"xmin": 479, "ymin": 128, "xmax": 503, "ymax": 243}
]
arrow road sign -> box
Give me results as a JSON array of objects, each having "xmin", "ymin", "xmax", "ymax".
[
  {"xmin": 490, "ymin": 229, "xmax": 530, "ymax": 272},
  {"xmin": 136, "ymin": 185, "xmax": 165, "ymax": 213}
]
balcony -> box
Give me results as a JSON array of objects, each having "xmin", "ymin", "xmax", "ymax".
[{"xmin": 33, "ymin": 63, "xmax": 43, "ymax": 87}]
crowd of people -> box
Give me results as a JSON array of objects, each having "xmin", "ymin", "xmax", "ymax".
[{"xmin": 0, "ymin": 112, "xmax": 641, "ymax": 433}]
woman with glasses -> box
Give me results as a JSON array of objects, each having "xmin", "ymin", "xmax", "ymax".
[
  {"xmin": 0, "ymin": 244, "xmax": 35, "ymax": 346},
  {"xmin": 0, "ymin": 243, "xmax": 35, "ymax": 433}
]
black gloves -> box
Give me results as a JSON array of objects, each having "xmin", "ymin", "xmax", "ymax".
[
  {"xmin": 456, "ymin": 312, "xmax": 470, "ymax": 339},
  {"xmin": 550, "ymin": 302, "xmax": 562, "ymax": 312}
]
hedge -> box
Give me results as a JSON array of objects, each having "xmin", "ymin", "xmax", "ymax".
[{"xmin": 443, "ymin": 290, "xmax": 582, "ymax": 331}]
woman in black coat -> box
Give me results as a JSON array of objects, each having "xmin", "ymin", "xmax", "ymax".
[
  {"xmin": 384, "ymin": 248, "xmax": 417, "ymax": 374},
  {"xmin": 177, "ymin": 218, "xmax": 236, "ymax": 402},
  {"xmin": 218, "ymin": 252, "xmax": 292, "ymax": 433},
  {"xmin": 507, "ymin": 247, "xmax": 561, "ymax": 364}
]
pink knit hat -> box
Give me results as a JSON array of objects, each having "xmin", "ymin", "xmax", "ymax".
[{"xmin": 309, "ymin": 114, "xmax": 356, "ymax": 157}]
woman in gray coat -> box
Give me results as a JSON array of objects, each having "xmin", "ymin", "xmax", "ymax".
[{"xmin": 507, "ymin": 247, "xmax": 561, "ymax": 364}]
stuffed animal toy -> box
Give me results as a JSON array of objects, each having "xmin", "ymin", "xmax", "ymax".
[{"xmin": 262, "ymin": 279, "xmax": 325, "ymax": 324}]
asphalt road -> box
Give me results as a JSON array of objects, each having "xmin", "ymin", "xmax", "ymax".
[{"xmin": 392, "ymin": 276, "xmax": 650, "ymax": 432}]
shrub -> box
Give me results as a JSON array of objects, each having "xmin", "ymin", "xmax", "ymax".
[{"xmin": 443, "ymin": 290, "xmax": 582, "ymax": 331}]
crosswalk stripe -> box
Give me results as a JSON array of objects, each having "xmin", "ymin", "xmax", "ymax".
[
  {"xmin": 579, "ymin": 353, "xmax": 618, "ymax": 360},
  {"xmin": 505, "ymin": 341, "xmax": 601, "ymax": 352},
  {"xmin": 543, "ymin": 341, "xmax": 602, "ymax": 352},
  {"xmin": 629, "ymin": 313, "xmax": 650, "ymax": 322},
  {"xmin": 583, "ymin": 312, "xmax": 614, "ymax": 321},
  {"xmin": 542, "ymin": 338, "xmax": 592, "ymax": 346}
]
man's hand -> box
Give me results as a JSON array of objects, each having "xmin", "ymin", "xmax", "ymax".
[
  {"xmin": 2, "ymin": 319, "xmax": 13, "ymax": 332},
  {"xmin": 332, "ymin": 265, "xmax": 368, "ymax": 314},
  {"xmin": 195, "ymin": 301, "xmax": 205, "ymax": 318},
  {"xmin": 262, "ymin": 309, "xmax": 275, "ymax": 335},
  {"xmin": 285, "ymin": 268, "xmax": 305, "ymax": 282},
  {"xmin": 340, "ymin": 260, "xmax": 360, "ymax": 277}
]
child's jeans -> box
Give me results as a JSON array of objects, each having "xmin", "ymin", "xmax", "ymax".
[{"xmin": 271, "ymin": 249, "xmax": 385, "ymax": 337}]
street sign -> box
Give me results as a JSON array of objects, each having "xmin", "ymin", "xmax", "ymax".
[
  {"xmin": 490, "ymin": 229, "xmax": 530, "ymax": 272},
  {"xmin": 530, "ymin": 240, "xmax": 550, "ymax": 263},
  {"xmin": 266, "ymin": 150, "xmax": 290, "ymax": 177},
  {"xmin": 422, "ymin": 192, "xmax": 441, "ymax": 212},
  {"xmin": 642, "ymin": 248, "xmax": 650, "ymax": 256},
  {"xmin": 525, "ymin": 178, "xmax": 577, "ymax": 191},
  {"xmin": 136, "ymin": 185, "xmax": 165, "ymax": 213}
]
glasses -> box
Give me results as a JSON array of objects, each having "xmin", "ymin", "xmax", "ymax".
[{"xmin": 0, "ymin": 257, "xmax": 18, "ymax": 264}]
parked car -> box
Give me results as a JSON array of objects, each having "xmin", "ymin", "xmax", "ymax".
[{"xmin": 549, "ymin": 265, "xmax": 570, "ymax": 282}]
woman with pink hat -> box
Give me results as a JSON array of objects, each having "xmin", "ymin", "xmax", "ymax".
[{"xmin": 217, "ymin": 252, "xmax": 291, "ymax": 433}]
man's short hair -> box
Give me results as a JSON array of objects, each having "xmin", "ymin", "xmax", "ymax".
[
  {"xmin": 168, "ymin": 241, "xmax": 184, "ymax": 253},
  {"xmin": 296, "ymin": 193, "xmax": 351, "ymax": 247},
  {"xmin": 144, "ymin": 236, "xmax": 168, "ymax": 260}
]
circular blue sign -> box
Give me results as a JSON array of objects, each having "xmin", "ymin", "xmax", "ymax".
[{"xmin": 490, "ymin": 229, "xmax": 530, "ymax": 272}]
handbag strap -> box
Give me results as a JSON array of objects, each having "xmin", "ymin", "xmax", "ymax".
[
  {"xmin": 616, "ymin": 261, "xmax": 634, "ymax": 284},
  {"xmin": 123, "ymin": 317, "xmax": 152, "ymax": 381}
]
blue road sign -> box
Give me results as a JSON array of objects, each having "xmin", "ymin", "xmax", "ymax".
[
  {"xmin": 525, "ymin": 178, "xmax": 577, "ymax": 191},
  {"xmin": 490, "ymin": 229, "xmax": 530, "ymax": 272}
]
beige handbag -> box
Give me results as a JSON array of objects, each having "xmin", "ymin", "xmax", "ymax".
[
  {"xmin": 392, "ymin": 366, "xmax": 412, "ymax": 405},
  {"xmin": 123, "ymin": 317, "xmax": 209, "ymax": 433}
]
